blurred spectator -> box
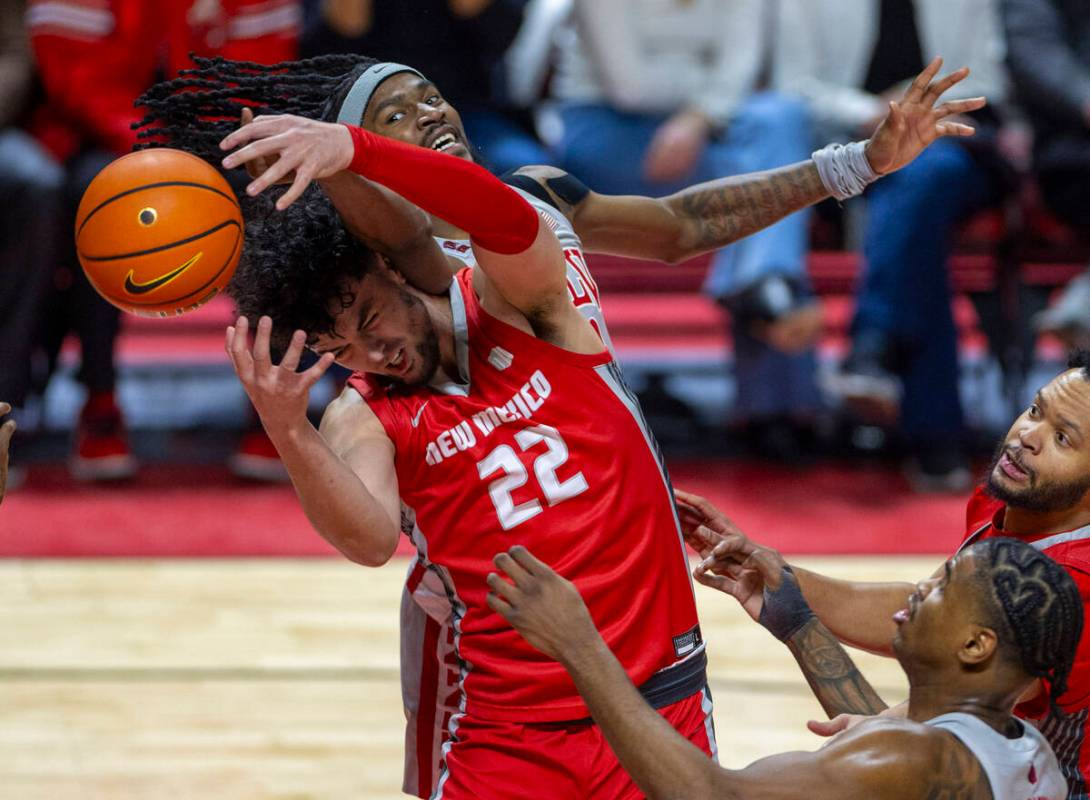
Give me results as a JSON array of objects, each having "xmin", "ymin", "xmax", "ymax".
[
  {"xmin": 775, "ymin": 0, "xmax": 1009, "ymax": 490},
  {"xmin": 302, "ymin": 0, "xmax": 554, "ymax": 174},
  {"xmin": 27, "ymin": 0, "xmax": 297, "ymax": 481},
  {"xmin": 1002, "ymin": 0, "xmax": 1090, "ymax": 343},
  {"xmin": 0, "ymin": 400, "xmax": 13, "ymax": 505},
  {"xmin": 0, "ymin": 0, "xmax": 61, "ymax": 489},
  {"xmin": 550, "ymin": 0, "xmax": 822, "ymax": 461}
]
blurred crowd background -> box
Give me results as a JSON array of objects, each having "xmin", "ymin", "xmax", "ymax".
[{"xmin": 2, "ymin": 0, "xmax": 1090, "ymax": 497}]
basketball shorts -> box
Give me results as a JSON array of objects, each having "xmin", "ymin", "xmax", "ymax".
[{"xmin": 430, "ymin": 685, "xmax": 716, "ymax": 800}]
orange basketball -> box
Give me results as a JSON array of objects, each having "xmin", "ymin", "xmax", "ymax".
[{"xmin": 75, "ymin": 148, "xmax": 243, "ymax": 317}]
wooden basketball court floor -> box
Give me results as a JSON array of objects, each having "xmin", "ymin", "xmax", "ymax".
[{"xmin": 0, "ymin": 555, "xmax": 936, "ymax": 799}]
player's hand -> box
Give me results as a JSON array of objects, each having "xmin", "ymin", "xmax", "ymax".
[
  {"xmin": 220, "ymin": 114, "xmax": 354, "ymax": 210},
  {"xmin": 694, "ymin": 533, "xmax": 788, "ymax": 622},
  {"xmin": 0, "ymin": 401, "xmax": 15, "ymax": 505},
  {"xmin": 674, "ymin": 488, "xmax": 748, "ymax": 558},
  {"xmin": 236, "ymin": 107, "xmax": 296, "ymax": 186},
  {"xmin": 225, "ymin": 316, "xmax": 335, "ymax": 434},
  {"xmin": 642, "ymin": 109, "xmax": 709, "ymax": 184},
  {"xmin": 863, "ymin": 57, "xmax": 986, "ymax": 175},
  {"xmin": 487, "ymin": 545, "xmax": 601, "ymax": 664}
]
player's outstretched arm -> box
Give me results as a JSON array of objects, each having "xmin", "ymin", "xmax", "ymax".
[
  {"xmin": 701, "ymin": 555, "xmax": 888, "ymax": 719},
  {"xmin": 680, "ymin": 489, "xmax": 917, "ymax": 656},
  {"xmin": 530, "ymin": 58, "xmax": 984, "ymax": 265},
  {"xmin": 225, "ymin": 316, "xmax": 401, "ymax": 566},
  {"xmin": 0, "ymin": 402, "xmax": 15, "ymax": 506},
  {"xmin": 488, "ymin": 546, "xmax": 958, "ymax": 800}
]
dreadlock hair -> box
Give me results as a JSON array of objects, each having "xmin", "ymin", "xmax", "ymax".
[
  {"xmin": 133, "ymin": 54, "xmax": 386, "ymax": 348},
  {"xmin": 1068, "ymin": 349, "xmax": 1090, "ymax": 381},
  {"xmin": 968, "ymin": 537, "xmax": 1083, "ymax": 709},
  {"xmin": 133, "ymin": 53, "xmax": 381, "ymax": 162}
]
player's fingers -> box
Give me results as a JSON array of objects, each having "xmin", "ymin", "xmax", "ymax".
[
  {"xmin": 807, "ymin": 715, "xmax": 854, "ymax": 737},
  {"xmin": 301, "ymin": 352, "xmax": 336, "ymax": 390},
  {"xmin": 220, "ymin": 114, "xmax": 286, "ymax": 151},
  {"xmin": 936, "ymin": 121, "xmax": 976, "ymax": 138},
  {"xmin": 245, "ymin": 146, "xmax": 299, "ymax": 196},
  {"xmin": 494, "ymin": 551, "xmax": 532, "ymax": 585},
  {"xmin": 486, "ymin": 571, "xmax": 519, "ymax": 601},
  {"xmin": 276, "ymin": 165, "xmax": 313, "ymax": 211},
  {"xmin": 252, "ymin": 315, "xmax": 274, "ymax": 370},
  {"xmin": 228, "ymin": 317, "xmax": 255, "ymax": 381},
  {"xmin": 694, "ymin": 570, "xmax": 733, "ymax": 593},
  {"xmin": 923, "ymin": 66, "xmax": 970, "ymax": 106},
  {"xmin": 903, "ymin": 56, "xmax": 942, "ymax": 102},
  {"xmin": 240, "ymin": 107, "xmax": 255, "ymax": 126},
  {"xmin": 279, "ymin": 330, "xmax": 306, "ymax": 373},
  {"xmin": 934, "ymin": 97, "xmax": 986, "ymax": 119},
  {"xmin": 685, "ymin": 524, "xmax": 722, "ymax": 553},
  {"xmin": 486, "ymin": 591, "xmax": 514, "ymax": 620},
  {"xmin": 0, "ymin": 419, "xmax": 16, "ymax": 448},
  {"xmin": 223, "ymin": 131, "xmax": 291, "ymax": 173},
  {"xmin": 507, "ymin": 544, "xmax": 550, "ymax": 577}
]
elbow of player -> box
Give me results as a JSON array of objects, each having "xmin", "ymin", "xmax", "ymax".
[{"xmin": 322, "ymin": 524, "xmax": 399, "ymax": 568}]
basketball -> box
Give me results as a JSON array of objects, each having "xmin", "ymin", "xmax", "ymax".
[{"xmin": 75, "ymin": 148, "xmax": 243, "ymax": 317}]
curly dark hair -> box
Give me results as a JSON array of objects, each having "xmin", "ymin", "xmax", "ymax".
[
  {"xmin": 231, "ymin": 187, "xmax": 378, "ymax": 352},
  {"xmin": 132, "ymin": 54, "xmax": 387, "ymax": 350},
  {"xmin": 968, "ymin": 537, "xmax": 1083, "ymax": 709}
]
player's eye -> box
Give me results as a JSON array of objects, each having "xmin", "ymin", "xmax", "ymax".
[
  {"xmin": 1057, "ymin": 431, "xmax": 1069, "ymax": 447},
  {"xmin": 426, "ymin": 94, "xmax": 440, "ymax": 105},
  {"xmin": 386, "ymin": 111, "xmax": 405, "ymax": 123},
  {"xmin": 1028, "ymin": 404, "xmax": 1040, "ymax": 418}
]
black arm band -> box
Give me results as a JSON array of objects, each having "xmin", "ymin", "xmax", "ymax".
[
  {"xmin": 758, "ymin": 566, "xmax": 816, "ymax": 642},
  {"xmin": 500, "ymin": 170, "xmax": 591, "ymax": 211}
]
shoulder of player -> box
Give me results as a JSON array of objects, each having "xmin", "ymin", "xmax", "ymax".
[
  {"xmin": 815, "ymin": 718, "xmax": 985, "ymax": 796},
  {"xmin": 319, "ymin": 386, "xmax": 392, "ymax": 454},
  {"xmin": 503, "ymin": 165, "xmax": 593, "ymax": 221}
]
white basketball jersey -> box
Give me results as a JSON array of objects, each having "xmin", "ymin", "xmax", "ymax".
[
  {"xmin": 433, "ymin": 187, "xmax": 614, "ymax": 353},
  {"xmin": 926, "ymin": 712, "xmax": 1066, "ymax": 799}
]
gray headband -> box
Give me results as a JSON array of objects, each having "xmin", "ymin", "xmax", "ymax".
[{"xmin": 335, "ymin": 62, "xmax": 426, "ymax": 125}]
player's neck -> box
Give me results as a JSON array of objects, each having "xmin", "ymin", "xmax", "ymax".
[
  {"xmin": 906, "ymin": 678, "xmax": 1021, "ymax": 734},
  {"xmin": 1001, "ymin": 504, "xmax": 1090, "ymax": 537},
  {"xmin": 421, "ymin": 292, "xmax": 459, "ymax": 380},
  {"xmin": 429, "ymin": 214, "xmax": 469, "ymax": 240}
]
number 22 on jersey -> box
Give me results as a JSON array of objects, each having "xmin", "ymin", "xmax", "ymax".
[{"xmin": 476, "ymin": 424, "xmax": 589, "ymax": 530}]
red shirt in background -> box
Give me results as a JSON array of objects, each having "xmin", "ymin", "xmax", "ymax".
[{"xmin": 26, "ymin": 0, "xmax": 299, "ymax": 160}]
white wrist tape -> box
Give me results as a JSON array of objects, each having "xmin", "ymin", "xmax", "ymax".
[{"xmin": 812, "ymin": 140, "xmax": 878, "ymax": 201}]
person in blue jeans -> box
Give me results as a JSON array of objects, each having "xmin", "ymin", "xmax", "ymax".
[
  {"xmin": 550, "ymin": 0, "xmax": 822, "ymax": 459},
  {"xmin": 774, "ymin": 0, "xmax": 1009, "ymax": 488},
  {"xmin": 845, "ymin": 139, "xmax": 999, "ymax": 485}
]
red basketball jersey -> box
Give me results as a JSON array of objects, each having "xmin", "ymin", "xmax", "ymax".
[{"xmin": 349, "ymin": 268, "xmax": 700, "ymax": 723}]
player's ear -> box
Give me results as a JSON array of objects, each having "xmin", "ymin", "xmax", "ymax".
[
  {"xmin": 373, "ymin": 253, "xmax": 407, "ymax": 284},
  {"xmin": 958, "ymin": 625, "xmax": 999, "ymax": 667}
]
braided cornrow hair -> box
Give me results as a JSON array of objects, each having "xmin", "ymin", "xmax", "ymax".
[
  {"xmin": 971, "ymin": 537, "xmax": 1084, "ymax": 709},
  {"xmin": 132, "ymin": 54, "xmax": 384, "ymax": 349},
  {"xmin": 1068, "ymin": 349, "xmax": 1090, "ymax": 381}
]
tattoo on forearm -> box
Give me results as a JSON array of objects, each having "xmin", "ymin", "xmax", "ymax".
[
  {"xmin": 923, "ymin": 740, "xmax": 989, "ymax": 800},
  {"xmin": 675, "ymin": 161, "xmax": 828, "ymax": 253},
  {"xmin": 786, "ymin": 619, "xmax": 888, "ymax": 718}
]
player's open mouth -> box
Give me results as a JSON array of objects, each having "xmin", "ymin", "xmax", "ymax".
[
  {"xmin": 427, "ymin": 132, "xmax": 457, "ymax": 153},
  {"xmin": 998, "ymin": 450, "xmax": 1030, "ymax": 482}
]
